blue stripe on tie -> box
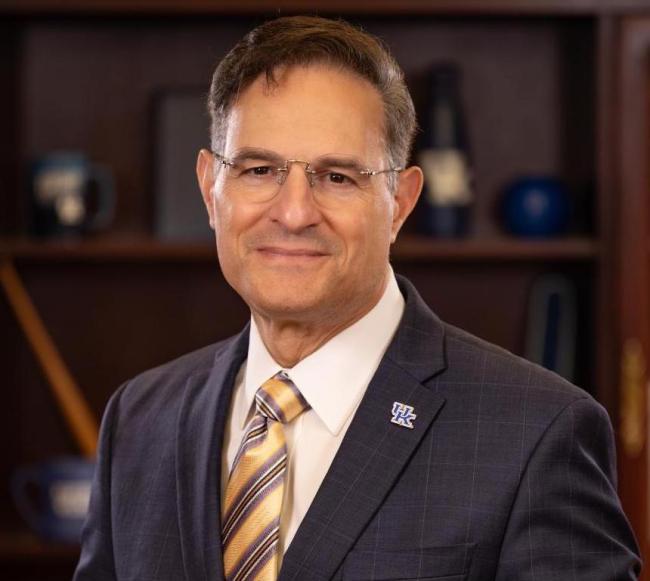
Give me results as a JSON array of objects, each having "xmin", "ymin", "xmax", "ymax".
[
  {"xmin": 222, "ymin": 451, "xmax": 286, "ymax": 543},
  {"xmin": 231, "ymin": 522, "xmax": 280, "ymax": 581},
  {"xmin": 231, "ymin": 416, "xmax": 267, "ymax": 468}
]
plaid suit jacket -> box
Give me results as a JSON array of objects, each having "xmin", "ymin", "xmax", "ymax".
[{"xmin": 74, "ymin": 276, "xmax": 641, "ymax": 580}]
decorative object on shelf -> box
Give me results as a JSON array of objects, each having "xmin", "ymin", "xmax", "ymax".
[
  {"xmin": 418, "ymin": 63, "xmax": 474, "ymax": 238},
  {"xmin": 501, "ymin": 176, "xmax": 570, "ymax": 238},
  {"xmin": 524, "ymin": 274, "xmax": 576, "ymax": 382},
  {"xmin": 30, "ymin": 152, "xmax": 115, "ymax": 238},
  {"xmin": 11, "ymin": 457, "xmax": 95, "ymax": 543},
  {"xmin": 153, "ymin": 89, "xmax": 214, "ymax": 241}
]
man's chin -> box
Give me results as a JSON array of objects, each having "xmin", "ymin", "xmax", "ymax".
[
  {"xmin": 252, "ymin": 294, "xmax": 325, "ymax": 319},
  {"xmin": 242, "ymin": 278, "xmax": 332, "ymax": 318}
]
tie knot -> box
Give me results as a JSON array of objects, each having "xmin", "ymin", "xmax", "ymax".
[{"xmin": 255, "ymin": 371, "xmax": 310, "ymax": 424}]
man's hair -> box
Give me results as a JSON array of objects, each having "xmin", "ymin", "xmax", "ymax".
[{"xmin": 207, "ymin": 16, "xmax": 417, "ymax": 177}]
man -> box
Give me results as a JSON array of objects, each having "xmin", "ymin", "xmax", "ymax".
[{"xmin": 75, "ymin": 15, "xmax": 640, "ymax": 581}]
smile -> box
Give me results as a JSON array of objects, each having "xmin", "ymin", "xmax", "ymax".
[{"xmin": 256, "ymin": 246, "xmax": 329, "ymax": 258}]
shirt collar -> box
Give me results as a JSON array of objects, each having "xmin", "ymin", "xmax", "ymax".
[{"xmin": 242, "ymin": 270, "xmax": 405, "ymax": 435}]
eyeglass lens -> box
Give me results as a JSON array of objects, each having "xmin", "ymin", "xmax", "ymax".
[{"xmin": 220, "ymin": 150, "xmax": 378, "ymax": 203}]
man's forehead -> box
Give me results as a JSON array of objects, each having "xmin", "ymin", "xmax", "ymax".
[
  {"xmin": 223, "ymin": 64, "xmax": 386, "ymax": 158},
  {"xmin": 245, "ymin": 62, "xmax": 379, "ymax": 98}
]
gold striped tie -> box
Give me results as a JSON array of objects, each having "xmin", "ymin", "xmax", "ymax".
[{"xmin": 222, "ymin": 372, "xmax": 310, "ymax": 581}]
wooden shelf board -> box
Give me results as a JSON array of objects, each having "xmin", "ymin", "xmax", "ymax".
[
  {"xmin": 0, "ymin": 235, "xmax": 598, "ymax": 263},
  {"xmin": 392, "ymin": 235, "xmax": 599, "ymax": 262},
  {"xmin": 0, "ymin": 531, "xmax": 79, "ymax": 560},
  {"xmin": 1, "ymin": 0, "xmax": 650, "ymax": 16},
  {"xmin": 0, "ymin": 237, "xmax": 217, "ymax": 263}
]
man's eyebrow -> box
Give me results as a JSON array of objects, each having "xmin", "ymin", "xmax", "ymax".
[
  {"xmin": 230, "ymin": 147, "xmax": 284, "ymax": 162},
  {"xmin": 229, "ymin": 148, "xmax": 369, "ymax": 169},
  {"xmin": 313, "ymin": 155, "xmax": 366, "ymax": 169}
]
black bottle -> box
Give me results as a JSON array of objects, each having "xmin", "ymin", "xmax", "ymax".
[{"xmin": 418, "ymin": 64, "xmax": 473, "ymax": 238}]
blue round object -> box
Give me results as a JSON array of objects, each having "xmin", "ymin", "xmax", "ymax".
[{"xmin": 502, "ymin": 177, "xmax": 570, "ymax": 237}]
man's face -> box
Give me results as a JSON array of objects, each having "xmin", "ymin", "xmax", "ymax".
[{"xmin": 198, "ymin": 65, "xmax": 420, "ymax": 327}]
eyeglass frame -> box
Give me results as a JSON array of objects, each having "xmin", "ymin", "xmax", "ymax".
[{"xmin": 210, "ymin": 150, "xmax": 404, "ymax": 190}]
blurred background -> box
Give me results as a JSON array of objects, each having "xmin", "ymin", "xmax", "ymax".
[{"xmin": 1, "ymin": 0, "xmax": 649, "ymax": 578}]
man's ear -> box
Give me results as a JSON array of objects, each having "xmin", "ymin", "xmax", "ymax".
[
  {"xmin": 390, "ymin": 165, "xmax": 423, "ymax": 243},
  {"xmin": 196, "ymin": 148, "xmax": 216, "ymax": 229}
]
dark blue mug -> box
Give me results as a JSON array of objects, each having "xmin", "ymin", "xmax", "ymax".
[
  {"xmin": 30, "ymin": 152, "xmax": 115, "ymax": 237},
  {"xmin": 11, "ymin": 456, "xmax": 95, "ymax": 543}
]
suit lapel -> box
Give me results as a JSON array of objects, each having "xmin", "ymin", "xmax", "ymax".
[
  {"xmin": 176, "ymin": 327, "xmax": 249, "ymax": 581},
  {"xmin": 280, "ymin": 278, "xmax": 448, "ymax": 581}
]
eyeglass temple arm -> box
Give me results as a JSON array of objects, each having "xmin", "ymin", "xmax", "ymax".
[{"xmin": 361, "ymin": 167, "xmax": 404, "ymax": 176}]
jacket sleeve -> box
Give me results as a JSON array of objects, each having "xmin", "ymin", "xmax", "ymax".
[
  {"xmin": 494, "ymin": 396, "xmax": 641, "ymax": 580},
  {"xmin": 73, "ymin": 384, "xmax": 126, "ymax": 581}
]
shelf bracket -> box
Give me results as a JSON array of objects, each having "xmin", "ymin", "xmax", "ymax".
[{"xmin": 0, "ymin": 257, "xmax": 98, "ymax": 458}]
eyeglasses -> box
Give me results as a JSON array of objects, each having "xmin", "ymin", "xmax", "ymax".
[{"xmin": 212, "ymin": 148, "xmax": 402, "ymax": 205}]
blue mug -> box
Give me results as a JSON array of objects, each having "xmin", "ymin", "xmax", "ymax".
[
  {"xmin": 11, "ymin": 456, "xmax": 95, "ymax": 543},
  {"xmin": 30, "ymin": 152, "xmax": 115, "ymax": 237}
]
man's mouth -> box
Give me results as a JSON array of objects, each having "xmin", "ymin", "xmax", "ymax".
[{"xmin": 256, "ymin": 246, "xmax": 329, "ymax": 257}]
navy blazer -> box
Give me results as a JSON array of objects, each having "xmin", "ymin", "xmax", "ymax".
[{"xmin": 74, "ymin": 276, "xmax": 641, "ymax": 580}]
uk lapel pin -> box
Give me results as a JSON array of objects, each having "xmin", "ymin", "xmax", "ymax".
[{"xmin": 391, "ymin": 401, "xmax": 417, "ymax": 429}]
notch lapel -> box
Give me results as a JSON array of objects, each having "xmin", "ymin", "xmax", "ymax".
[
  {"xmin": 280, "ymin": 278, "xmax": 448, "ymax": 581},
  {"xmin": 176, "ymin": 327, "xmax": 249, "ymax": 581}
]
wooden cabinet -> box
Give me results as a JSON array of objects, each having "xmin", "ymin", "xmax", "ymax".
[{"xmin": 0, "ymin": 1, "xmax": 648, "ymax": 578}]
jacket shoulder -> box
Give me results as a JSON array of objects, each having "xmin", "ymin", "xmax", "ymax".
[
  {"xmin": 111, "ymin": 336, "xmax": 237, "ymax": 419},
  {"xmin": 441, "ymin": 322, "xmax": 595, "ymax": 417}
]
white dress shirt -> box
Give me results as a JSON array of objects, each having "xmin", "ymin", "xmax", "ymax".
[{"xmin": 221, "ymin": 272, "xmax": 405, "ymax": 560}]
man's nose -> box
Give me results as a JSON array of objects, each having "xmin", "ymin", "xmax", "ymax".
[{"xmin": 266, "ymin": 164, "xmax": 322, "ymax": 232}]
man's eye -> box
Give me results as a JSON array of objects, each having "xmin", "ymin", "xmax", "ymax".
[
  {"xmin": 325, "ymin": 171, "xmax": 356, "ymax": 186},
  {"xmin": 329, "ymin": 172, "xmax": 347, "ymax": 184},
  {"xmin": 242, "ymin": 166, "xmax": 272, "ymax": 177}
]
